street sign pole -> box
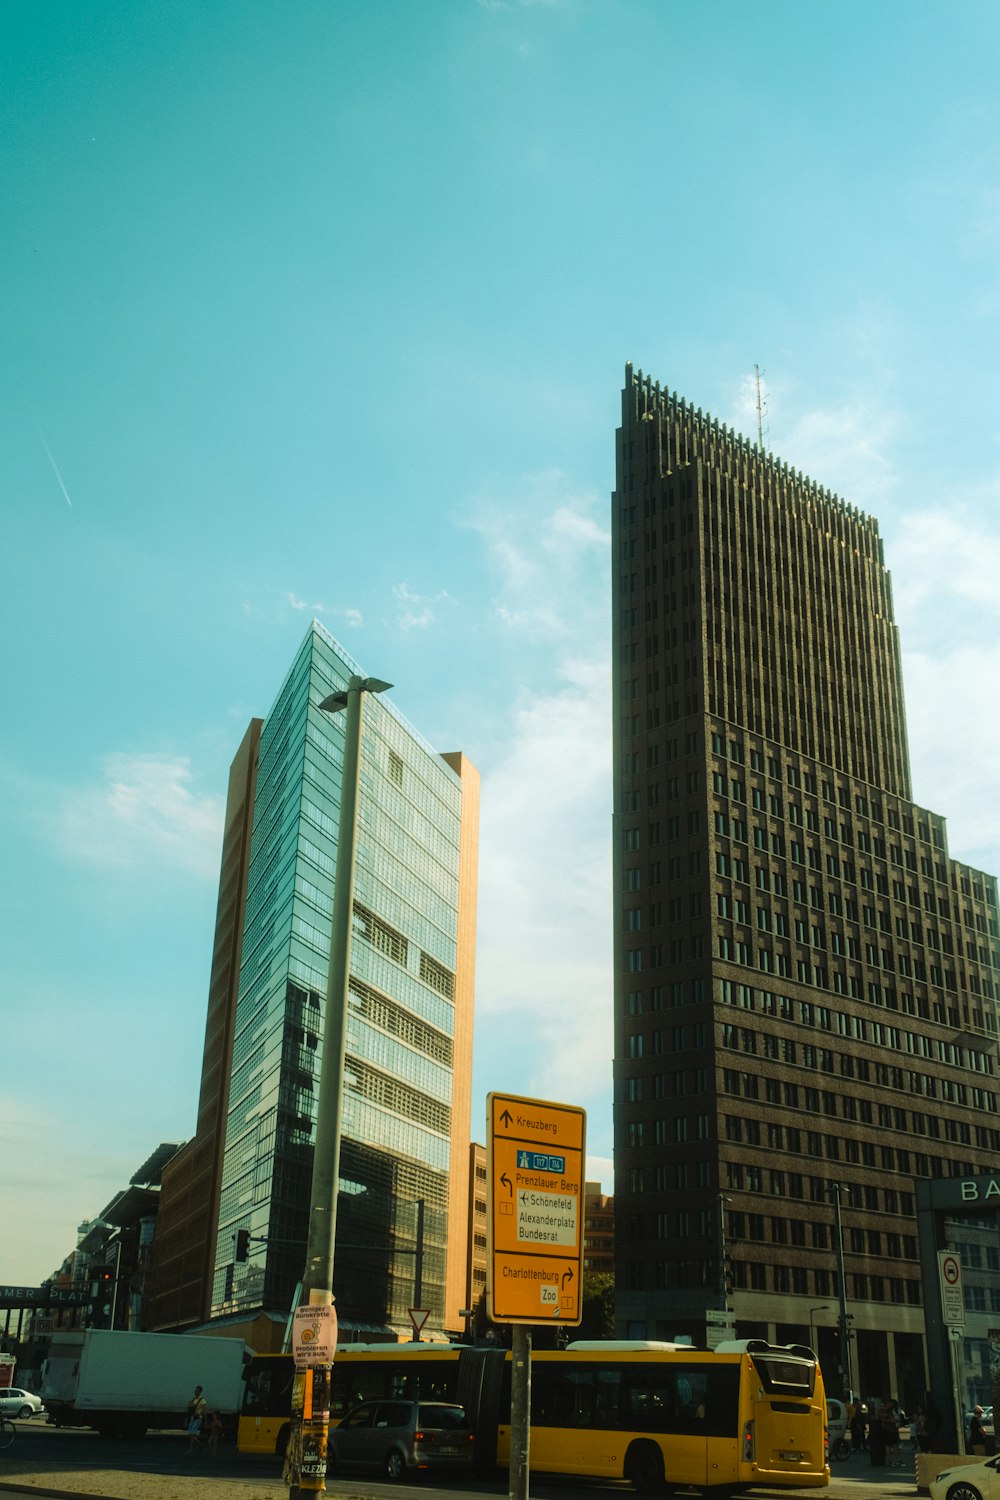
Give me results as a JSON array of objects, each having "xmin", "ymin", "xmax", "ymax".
[
  {"xmin": 487, "ymin": 1093, "xmax": 586, "ymax": 1500},
  {"xmin": 509, "ymin": 1324, "xmax": 531, "ymax": 1500},
  {"xmin": 939, "ymin": 1251, "xmax": 966, "ymax": 1450}
]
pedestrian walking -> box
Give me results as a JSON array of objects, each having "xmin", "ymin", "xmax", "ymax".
[{"xmin": 186, "ymin": 1384, "xmax": 207, "ymax": 1452}]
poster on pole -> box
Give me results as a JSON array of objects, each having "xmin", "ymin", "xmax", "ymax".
[{"xmin": 292, "ymin": 1303, "xmax": 338, "ymax": 1368}]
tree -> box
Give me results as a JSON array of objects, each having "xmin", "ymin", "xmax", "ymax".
[{"xmin": 578, "ymin": 1274, "xmax": 615, "ymax": 1339}]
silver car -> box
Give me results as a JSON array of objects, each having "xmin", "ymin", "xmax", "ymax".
[
  {"xmin": 330, "ymin": 1398, "xmax": 474, "ymax": 1481},
  {"xmin": 0, "ymin": 1388, "xmax": 45, "ymax": 1419}
]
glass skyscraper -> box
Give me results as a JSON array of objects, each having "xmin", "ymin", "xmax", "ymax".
[{"xmin": 208, "ymin": 622, "xmax": 478, "ymax": 1337}]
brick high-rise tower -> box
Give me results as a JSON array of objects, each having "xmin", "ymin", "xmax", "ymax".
[{"xmin": 612, "ymin": 363, "xmax": 1000, "ymax": 1405}]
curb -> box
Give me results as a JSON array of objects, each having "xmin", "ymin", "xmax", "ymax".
[{"xmin": 0, "ymin": 1487, "xmax": 136, "ymax": 1500}]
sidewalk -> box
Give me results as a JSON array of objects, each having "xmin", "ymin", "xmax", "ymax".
[{"xmin": 0, "ymin": 1471, "xmax": 290, "ymax": 1500}]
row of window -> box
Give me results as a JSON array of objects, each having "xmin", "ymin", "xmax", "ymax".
[
  {"xmin": 626, "ymin": 1115, "xmax": 712, "ymax": 1146},
  {"xmin": 721, "ymin": 1067, "xmax": 997, "ymax": 1141},
  {"xmin": 635, "ymin": 1256, "xmax": 924, "ymax": 1305},
  {"xmin": 624, "ymin": 979, "xmax": 706, "ymax": 1013},
  {"xmin": 716, "ymin": 981, "xmax": 995, "ymax": 1075},
  {"xmin": 721, "ymin": 1024, "xmax": 997, "ymax": 1109},
  {"xmin": 708, "ymin": 731, "xmax": 995, "ymax": 908},
  {"xmin": 711, "ymin": 733, "xmax": 943, "ymax": 836}
]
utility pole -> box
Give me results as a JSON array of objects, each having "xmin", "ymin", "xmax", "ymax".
[
  {"xmin": 831, "ymin": 1182, "xmax": 853, "ymax": 1402},
  {"xmin": 285, "ymin": 674, "xmax": 391, "ymax": 1498}
]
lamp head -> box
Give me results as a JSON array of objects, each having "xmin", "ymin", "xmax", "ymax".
[{"xmin": 319, "ymin": 677, "xmax": 393, "ymax": 713}]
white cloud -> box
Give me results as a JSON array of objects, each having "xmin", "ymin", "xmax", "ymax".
[
  {"xmin": 467, "ymin": 470, "xmax": 609, "ymax": 642},
  {"xmin": 881, "ymin": 498, "xmax": 1000, "ymax": 875},
  {"xmin": 288, "ymin": 591, "xmax": 327, "ymax": 613},
  {"xmin": 727, "ymin": 369, "xmax": 902, "ymax": 513},
  {"xmin": 890, "ymin": 504, "xmax": 1000, "ymax": 631},
  {"xmin": 467, "ymin": 470, "xmax": 614, "ymax": 1156},
  {"xmin": 473, "ymin": 657, "xmax": 614, "ymax": 1147},
  {"xmin": 392, "ymin": 582, "xmax": 454, "ymax": 632},
  {"xmin": 50, "ymin": 752, "xmax": 224, "ymax": 879},
  {"xmin": 903, "ymin": 644, "xmax": 1000, "ymax": 873},
  {"xmin": 586, "ymin": 1155, "xmax": 614, "ymax": 1194},
  {"xmin": 784, "ymin": 400, "xmax": 899, "ymax": 510}
]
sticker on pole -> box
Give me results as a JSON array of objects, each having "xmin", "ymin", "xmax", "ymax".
[{"xmin": 292, "ymin": 1303, "xmax": 338, "ymax": 1367}]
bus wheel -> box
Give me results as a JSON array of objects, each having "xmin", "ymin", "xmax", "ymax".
[
  {"xmin": 627, "ymin": 1440, "xmax": 666, "ymax": 1494},
  {"xmin": 275, "ymin": 1423, "xmax": 292, "ymax": 1459}
]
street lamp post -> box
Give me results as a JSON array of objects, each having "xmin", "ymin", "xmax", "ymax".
[
  {"xmin": 830, "ymin": 1183, "xmax": 853, "ymax": 1402},
  {"xmin": 286, "ymin": 674, "xmax": 391, "ymax": 1499},
  {"xmin": 809, "ymin": 1304, "xmax": 830, "ymax": 1349},
  {"xmin": 718, "ymin": 1194, "xmax": 733, "ymax": 1314}
]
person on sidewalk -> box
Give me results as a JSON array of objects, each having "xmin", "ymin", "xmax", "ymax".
[
  {"xmin": 205, "ymin": 1410, "xmax": 223, "ymax": 1456},
  {"xmin": 849, "ymin": 1400, "xmax": 868, "ymax": 1453},
  {"xmin": 185, "ymin": 1384, "xmax": 207, "ymax": 1452}
]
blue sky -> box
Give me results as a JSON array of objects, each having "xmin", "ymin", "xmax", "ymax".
[{"xmin": 3, "ymin": 0, "xmax": 1000, "ymax": 1287}]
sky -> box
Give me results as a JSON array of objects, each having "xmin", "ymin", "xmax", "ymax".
[{"xmin": 3, "ymin": 0, "xmax": 1000, "ymax": 1288}]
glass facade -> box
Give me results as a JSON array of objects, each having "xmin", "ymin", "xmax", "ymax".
[{"xmin": 211, "ymin": 623, "xmax": 465, "ymax": 1332}]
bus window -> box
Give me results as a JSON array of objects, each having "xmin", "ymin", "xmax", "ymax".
[
  {"xmin": 749, "ymin": 1351, "xmax": 816, "ymax": 1398},
  {"xmin": 704, "ymin": 1367, "xmax": 740, "ymax": 1438},
  {"xmin": 621, "ymin": 1370, "xmax": 679, "ymax": 1432},
  {"xmin": 532, "ymin": 1365, "xmax": 594, "ymax": 1429},
  {"xmin": 593, "ymin": 1369, "xmax": 621, "ymax": 1429},
  {"xmin": 244, "ymin": 1360, "xmax": 293, "ymax": 1415}
]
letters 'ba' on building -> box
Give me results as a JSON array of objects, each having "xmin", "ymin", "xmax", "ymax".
[
  {"xmin": 148, "ymin": 622, "xmax": 479, "ymax": 1345},
  {"xmin": 612, "ymin": 363, "xmax": 999, "ymax": 1402}
]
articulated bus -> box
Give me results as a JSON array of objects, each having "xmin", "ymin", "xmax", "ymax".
[{"xmin": 240, "ymin": 1338, "xmax": 829, "ymax": 1493}]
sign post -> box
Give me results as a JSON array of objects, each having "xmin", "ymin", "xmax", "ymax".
[
  {"xmin": 939, "ymin": 1252, "xmax": 965, "ymax": 1455},
  {"xmin": 487, "ymin": 1092, "xmax": 586, "ymax": 1500},
  {"xmin": 487, "ymin": 1092, "xmax": 586, "ymax": 1326},
  {"xmin": 705, "ymin": 1309, "xmax": 736, "ymax": 1349}
]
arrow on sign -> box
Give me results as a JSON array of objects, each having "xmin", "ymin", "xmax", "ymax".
[
  {"xmin": 500, "ymin": 1173, "xmax": 513, "ymax": 1197},
  {"xmin": 562, "ymin": 1267, "xmax": 574, "ymax": 1289},
  {"xmin": 500, "ymin": 1108, "xmax": 513, "ymax": 1128}
]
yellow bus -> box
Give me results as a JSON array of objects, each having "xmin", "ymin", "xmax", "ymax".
[{"xmin": 239, "ymin": 1337, "xmax": 829, "ymax": 1493}]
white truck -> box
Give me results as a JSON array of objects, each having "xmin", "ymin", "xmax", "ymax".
[{"xmin": 41, "ymin": 1329, "xmax": 249, "ymax": 1438}]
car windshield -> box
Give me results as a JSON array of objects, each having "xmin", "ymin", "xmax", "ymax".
[{"xmin": 420, "ymin": 1405, "xmax": 468, "ymax": 1429}]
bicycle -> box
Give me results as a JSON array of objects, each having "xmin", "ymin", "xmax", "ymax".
[{"xmin": 0, "ymin": 1416, "xmax": 15, "ymax": 1451}]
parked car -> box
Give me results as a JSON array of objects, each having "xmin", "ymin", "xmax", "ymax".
[
  {"xmin": 329, "ymin": 1398, "xmax": 474, "ymax": 1481},
  {"xmin": 930, "ymin": 1454, "xmax": 1000, "ymax": 1500},
  {"xmin": 0, "ymin": 1388, "xmax": 45, "ymax": 1419}
]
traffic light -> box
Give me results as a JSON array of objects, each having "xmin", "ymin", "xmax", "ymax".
[
  {"xmin": 723, "ymin": 1255, "xmax": 734, "ymax": 1298},
  {"xmin": 235, "ymin": 1229, "xmax": 251, "ymax": 1263},
  {"xmin": 88, "ymin": 1267, "xmax": 113, "ymax": 1327}
]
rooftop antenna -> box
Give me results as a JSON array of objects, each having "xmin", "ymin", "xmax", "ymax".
[{"xmin": 754, "ymin": 364, "xmax": 768, "ymax": 450}]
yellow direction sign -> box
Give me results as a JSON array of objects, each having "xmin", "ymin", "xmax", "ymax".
[{"xmin": 487, "ymin": 1092, "xmax": 586, "ymax": 1325}]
